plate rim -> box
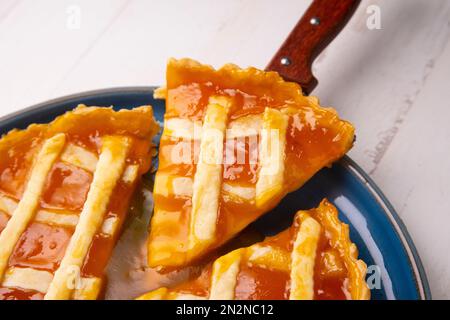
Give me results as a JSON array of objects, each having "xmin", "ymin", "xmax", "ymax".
[
  {"xmin": 340, "ymin": 157, "xmax": 431, "ymax": 300},
  {"xmin": 0, "ymin": 86, "xmax": 432, "ymax": 300}
]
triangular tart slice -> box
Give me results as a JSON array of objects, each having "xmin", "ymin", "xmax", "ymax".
[
  {"xmin": 139, "ymin": 199, "xmax": 370, "ymax": 300},
  {"xmin": 148, "ymin": 58, "xmax": 355, "ymax": 267},
  {"xmin": 0, "ymin": 105, "xmax": 158, "ymax": 300}
]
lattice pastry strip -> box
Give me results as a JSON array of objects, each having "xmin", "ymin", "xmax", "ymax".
[
  {"xmin": 0, "ymin": 105, "xmax": 158, "ymax": 300},
  {"xmin": 148, "ymin": 58, "xmax": 355, "ymax": 267},
  {"xmin": 0, "ymin": 134, "xmax": 66, "ymax": 279},
  {"xmin": 139, "ymin": 199, "xmax": 370, "ymax": 300},
  {"xmin": 189, "ymin": 96, "xmax": 231, "ymax": 252},
  {"xmin": 44, "ymin": 135, "xmax": 130, "ymax": 299}
]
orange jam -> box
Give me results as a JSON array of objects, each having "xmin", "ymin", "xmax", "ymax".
[
  {"xmin": 150, "ymin": 59, "xmax": 354, "ymax": 267},
  {"xmin": 160, "ymin": 205, "xmax": 353, "ymax": 300},
  {"xmin": 313, "ymin": 232, "xmax": 349, "ymax": 300},
  {"xmin": 235, "ymin": 263, "xmax": 289, "ymax": 300},
  {"xmin": 81, "ymin": 180, "xmax": 136, "ymax": 278},
  {"xmin": 0, "ymin": 211, "xmax": 9, "ymax": 233},
  {"xmin": 41, "ymin": 162, "xmax": 93, "ymax": 211},
  {"xmin": 0, "ymin": 287, "xmax": 44, "ymax": 300},
  {"xmin": 0, "ymin": 106, "xmax": 157, "ymax": 300},
  {"xmin": 175, "ymin": 266, "xmax": 212, "ymax": 298},
  {"xmin": 223, "ymin": 137, "xmax": 259, "ymax": 184},
  {"xmin": 9, "ymin": 222, "xmax": 73, "ymax": 272},
  {"xmin": 0, "ymin": 129, "xmax": 43, "ymax": 200}
]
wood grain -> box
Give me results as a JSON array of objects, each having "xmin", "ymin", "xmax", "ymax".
[{"xmin": 266, "ymin": 0, "xmax": 361, "ymax": 94}]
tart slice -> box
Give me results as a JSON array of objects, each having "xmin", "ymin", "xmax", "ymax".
[
  {"xmin": 148, "ymin": 58, "xmax": 355, "ymax": 267},
  {"xmin": 139, "ymin": 199, "xmax": 370, "ymax": 300},
  {"xmin": 0, "ymin": 105, "xmax": 158, "ymax": 300}
]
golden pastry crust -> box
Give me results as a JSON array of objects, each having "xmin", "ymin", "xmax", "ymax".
[
  {"xmin": 0, "ymin": 105, "xmax": 158, "ymax": 147},
  {"xmin": 139, "ymin": 199, "xmax": 370, "ymax": 300},
  {"xmin": 0, "ymin": 134, "xmax": 66, "ymax": 280},
  {"xmin": 44, "ymin": 136, "xmax": 131, "ymax": 300},
  {"xmin": 312, "ymin": 200, "xmax": 370, "ymax": 300},
  {"xmin": 0, "ymin": 105, "xmax": 158, "ymax": 300},
  {"xmin": 148, "ymin": 58, "xmax": 355, "ymax": 267},
  {"xmin": 164, "ymin": 58, "xmax": 305, "ymax": 102}
]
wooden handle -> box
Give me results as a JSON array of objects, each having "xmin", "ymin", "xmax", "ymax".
[{"xmin": 266, "ymin": 0, "xmax": 361, "ymax": 94}]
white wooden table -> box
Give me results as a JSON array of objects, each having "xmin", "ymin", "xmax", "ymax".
[{"xmin": 0, "ymin": 0, "xmax": 449, "ymax": 299}]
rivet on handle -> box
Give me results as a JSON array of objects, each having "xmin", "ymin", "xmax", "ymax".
[
  {"xmin": 280, "ymin": 57, "xmax": 292, "ymax": 66},
  {"xmin": 266, "ymin": 0, "xmax": 362, "ymax": 95},
  {"xmin": 310, "ymin": 17, "xmax": 320, "ymax": 25}
]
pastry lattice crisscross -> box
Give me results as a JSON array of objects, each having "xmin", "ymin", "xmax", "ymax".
[
  {"xmin": 0, "ymin": 105, "xmax": 158, "ymax": 300},
  {"xmin": 139, "ymin": 199, "xmax": 370, "ymax": 300},
  {"xmin": 148, "ymin": 58, "xmax": 355, "ymax": 267}
]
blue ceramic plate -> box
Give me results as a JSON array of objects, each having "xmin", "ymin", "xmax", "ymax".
[{"xmin": 0, "ymin": 87, "xmax": 431, "ymax": 300}]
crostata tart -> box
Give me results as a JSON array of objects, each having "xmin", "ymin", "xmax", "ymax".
[
  {"xmin": 148, "ymin": 58, "xmax": 355, "ymax": 267},
  {"xmin": 0, "ymin": 105, "xmax": 158, "ymax": 300},
  {"xmin": 139, "ymin": 199, "xmax": 370, "ymax": 300}
]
